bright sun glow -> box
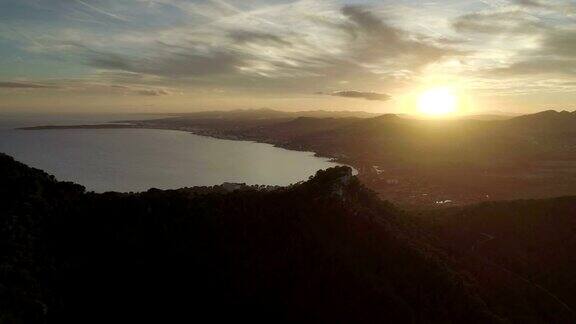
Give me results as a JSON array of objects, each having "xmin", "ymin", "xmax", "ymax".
[{"xmin": 417, "ymin": 87, "xmax": 458, "ymax": 116}]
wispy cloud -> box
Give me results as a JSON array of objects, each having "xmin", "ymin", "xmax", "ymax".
[
  {"xmin": 0, "ymin": 81, "xmax": 59, "ymax": 89},
  {"xmin": 229, "ymin": 30, "xmax": 291, "ymax": 46},
  {"xmin": 323, "ymin": 90, "xmax": 392, "ymax": 102},
  {"xmin": 453, "ymin": 10, "xmax": 541, "ymax": 35},
  {"xmin": 514, "ymin": 0, "xmax": 549, "ymax": 8},
  {"xmin": 73, "ymin": 0, "xmax": 131, "ymax": 22},
  {"xmin": 136, "ymin": 88, "xmax": 171, "ymax": 96},
  {"xmin": 0, "ymin": 76, "xmax": 176, "ymax": 99}
]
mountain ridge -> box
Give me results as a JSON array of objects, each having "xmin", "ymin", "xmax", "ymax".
[
  {"xmin": 5, "ymin": 153, "xmax": 576, "ymax": 322},
  {"xmin": 0, "ymin": 153, "xmax": 507, "ymax": 323}
]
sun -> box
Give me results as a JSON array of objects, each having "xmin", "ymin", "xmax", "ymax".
[{"xmin": 417, "ymin": 87, "xmax": 459, "ymax": 116}]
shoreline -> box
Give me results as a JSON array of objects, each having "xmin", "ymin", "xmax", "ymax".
[
  {"xmin": 18, "ymin": 123, "xmax": 356, "ymax": 163},
  {"xmin": 26, "ymin": 120, "xmax": 563, "ymax": 210},
  {"xmin": 18, "ymin": 122, "xmax": 359, "ymax": 172}
]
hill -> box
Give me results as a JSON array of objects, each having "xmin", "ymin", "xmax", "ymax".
[
  {"xmin": 0, "ymin": 153, "xmax": 498, "ymax": 323},
  {"xmin": 415, "ymin": 197, "xmax": 576, "ymax": 322},
  {"xmin": 5, "ymin": 153, "xmax": 576, "ymax": 322},
  {"xmin": 225, "ymin": 110, "xmax": 576, "ymax": 206},
  {"xmin": 505, "ymin": 110, "xmax": 576, "ymax": 131}
]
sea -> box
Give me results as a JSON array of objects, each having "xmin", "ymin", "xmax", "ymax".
[{"xmin": 0, "ymin": 113, "xmax": 343, "ymax": 192}]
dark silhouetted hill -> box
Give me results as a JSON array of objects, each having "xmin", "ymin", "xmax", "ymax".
[
  {"xmin": 0, "ymin": 153, "xmax": 500, "ymax": 323},
  {"xmin": 4, "ymin": 152, "xmax": 576, "ymax": 323},
  {"xmin": 415, "ymin": 197, "xmax": 576, "ymax": 322}
]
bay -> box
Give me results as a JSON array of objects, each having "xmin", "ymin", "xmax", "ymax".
[{"xmin": 0, "ymin": 114, "xmax": 342, "ymax": 192}]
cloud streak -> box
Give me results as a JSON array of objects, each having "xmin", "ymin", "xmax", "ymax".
[
  {"xmin": 73, "ymin": 0, "xmax": 131, "ymax": 22},
  {"xmin": 325, "ymin": 90, "xmax": 391, "ymax": 102},
  {"xmin": 137, "ymin": 88, "xmax": 171, "ymax": 96},
  {"xmin": 453, "ymin": 11, "xmax": 541, "ymax": 35},
  {"xmin": 0, "ymin": 81, "xmax": 59, "ymax": 89}
]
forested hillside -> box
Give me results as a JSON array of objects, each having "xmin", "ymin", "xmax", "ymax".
[
  {"xmin": 3, "ymin": 152, "xmax": 576, "ymax": 323},
  {"xmin": 415, "ymin": 198, "xmax": 576, "ymax": 322}
]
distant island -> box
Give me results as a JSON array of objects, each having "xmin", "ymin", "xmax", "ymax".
[{"xmin": 21, "ymin": 109, "xmax": 576, "ymax": 208}]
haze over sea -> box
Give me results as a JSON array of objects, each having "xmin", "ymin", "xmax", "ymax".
[{"xmin": 0, "ymin": 113, "xmax": 342, "ymax": 192}]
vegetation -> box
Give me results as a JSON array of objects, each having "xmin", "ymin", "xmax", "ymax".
[
  {"xmin": 414, "ymin": 198, "xmax": 576, "ymax": 322},
  {"xmin": 3, "ymin": 152, "xmax": 576, "ymax": 323}
]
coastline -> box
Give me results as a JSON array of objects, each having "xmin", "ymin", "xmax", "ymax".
[{"xmin": 18, "ymin": 122, "xmax": 358, "ymax": 169}]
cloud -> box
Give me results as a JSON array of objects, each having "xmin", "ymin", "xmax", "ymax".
[
  {"xmin": 136, "ymin": 88, "xmax": 171, "ymax": 96},
  {"xmin": 480, "ymin": 27, "xmax": 576, "ymax": 76},
  {"xmin": 56, "ymin": 3, "xmax": 458, "ymax": 87},
  {"xmin": 0, "ymin": 81, "xmax": 59, "ymax": 89},
  {"xmin": 86, "ymin": 46, "xmax": 244, "ymax": 78},
  {"xmin": 451, "ymin": 7, "xmax": 576, "ymax": 80},
  {"xmin": 1, "ymin": 1, "xmax": 462, "ymax": 99},
  {"xmin": 0, "ymin": 77, "xmax": 175, "ymax": 97},
  {"xmin": 338, "ymin": 5, "xmax": 456, "ymax": 65},
  {"xmin": 90, "ymin": 54, "xmax": 134, "ymax": 71},
  {"xmin": 453, "ymin": 11, "xmax": 541, "ymax": 35},
  {"xmin": 513, "ymin": 0, "xmax": 551, "ymax": 9},
  {"xmin": 541, "ymin": 28, "xmax": 576, "ymax": 58},
  {"xmin": 487, "ymin": 58, "xmax": 576, "ymax": 76},
  {"xmin": 228, "ymin": 31, "xmax": 291, "ymax": 46},
  {"xmin": 326, "ymin": 90, "xmax": 391, "ymax": 101},
  {"xmin": 511, "ymin": 0, "xmax": 576, "ymax": 17},
  {"xmin": 72, "ymin": 0, "xmax": 131, "ymax": 22}
]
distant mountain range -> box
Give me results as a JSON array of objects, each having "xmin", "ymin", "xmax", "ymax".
[{"xmin": 212, "ymin": 109, "xmax": 576, "ymax": 165}]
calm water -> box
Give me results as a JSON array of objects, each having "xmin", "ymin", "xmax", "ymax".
[{"xmin": 0, "ymin": 114, "xmax": 342, "ymax": 192}]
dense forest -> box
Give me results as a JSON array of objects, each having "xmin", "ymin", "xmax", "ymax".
[
  {"xmin": 2, "ymin": 152, "xmax": 576, "ymax": 323},
  {"xmin": 414, "ymin": 199, "xmax": 576, "ymax": 322}
]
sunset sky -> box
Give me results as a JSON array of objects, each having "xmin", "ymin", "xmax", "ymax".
[{"xmin": 1, "ymin": 0, "xmax": 575, "ymax": 114}]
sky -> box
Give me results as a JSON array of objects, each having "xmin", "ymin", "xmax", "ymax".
[{"xmin": 0, "ymin": 0, "xmax": 575, "ymax": 114}]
